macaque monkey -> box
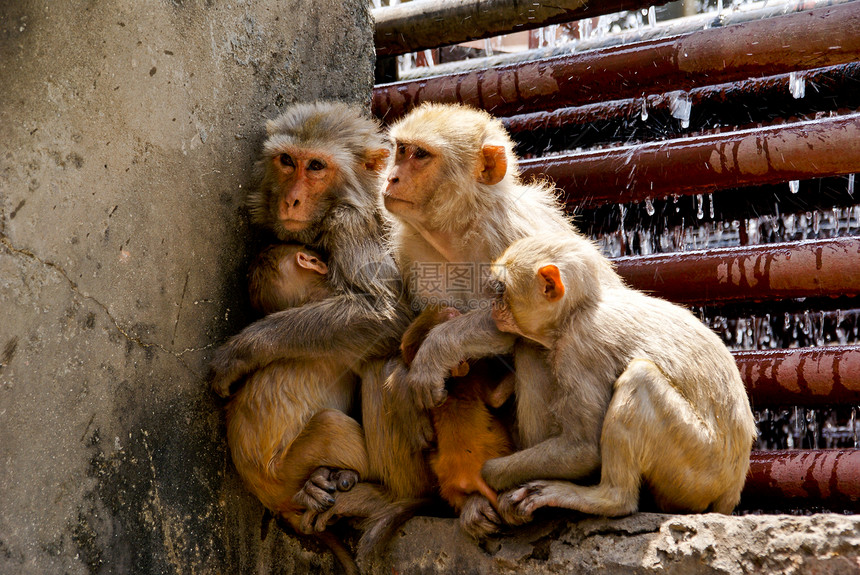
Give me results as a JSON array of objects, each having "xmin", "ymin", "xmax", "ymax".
[
  {"xmin": 383, "ymin": 102, "xmax": 573, "ymax": 536},
  {"xmin": 400, "ymin": 306, "xmax": 514, "ymax": 514},
  {"xmin": 227, "ymin": 243, "xmax": 365, "ymax": 517},
  {"xmin": 485, "ymin": 233, "xmax": 757, "ymax": 521},
  {"xmin": 209, "ymin": 103, "xmax": 433, "ymax": 563},
  {"xmin": 228, "ymin": 243, "xmax": 371, "ymax": 573}
]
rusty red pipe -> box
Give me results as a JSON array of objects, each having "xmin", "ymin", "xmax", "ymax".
[
  {"xmin": 735, "ymin": 346, "xmax": 860, "ymax": 408},
  {"xmin": 522, "ymin": 113, "xmax": 860, "ymax": 208},
  {"xmin": 745, "ymin": 449, "xmax": 860, "ymax": 509},
  {"xmin": 374, "ymin": 0, "xmax": 669, "ymax": 58},
  {"xmin": 613, "ymin": 237, "xmax": 860, "ymax": 305},
  {"xmin": 503, "ymin": 61, "xmax": 860, "ymax": 137},
  {"xmin": 373, "ymin": 3, "xmax": 860, "ymax": 120}
]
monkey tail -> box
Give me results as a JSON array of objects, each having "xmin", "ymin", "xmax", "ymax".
[
  {"xmin": 317, "ymin": 530, "xmax": 360, "ymax": 575},
  {"xmin": 355, "ymin": 497, "xmax": 432, "ymax": 569}
]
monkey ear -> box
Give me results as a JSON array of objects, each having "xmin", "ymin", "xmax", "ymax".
[
  {"xmin": 538, "ymin": 265, "xmax": 565, "ymax": 302},
  {"xmin": 478, "ymin": 144, "xmax": 508, "ymax": 185},
  {"xmin": 364, "ymin": 148, "xmax": 391, "ymax": 173},
  {"xmin": 296, "ymin": 251, "xmax": 328, "ymax": 276}
]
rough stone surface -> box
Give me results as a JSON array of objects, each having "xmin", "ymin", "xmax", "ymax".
[
  {"xmin": 380, "ymin": 513, "xmax": 860, "ymax": 575},
  {"xmin": 0, "ymin": 1, "xmax": 372, "ymax": 573}
]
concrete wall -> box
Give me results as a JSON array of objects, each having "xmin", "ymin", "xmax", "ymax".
[{"xmin": 0, "ymin": 1, "xmax": 373, "ymax": 573}]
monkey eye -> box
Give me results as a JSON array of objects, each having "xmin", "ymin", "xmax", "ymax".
[
  {"xmin": 413, "ymin": 147, "xmax": 430, "ymax": 159},
  {"xmin": 396, "ymin": 143, "xmax": 406, "ymax": 156},
  {"xmin": 307, "ymin": 159, "xmax": 327, "ymax": 171},
  {"xmin": 278, "ymin": 153, "xmax": 295, "ymax": 168}
]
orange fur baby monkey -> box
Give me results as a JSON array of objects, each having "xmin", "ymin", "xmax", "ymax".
[{"xmin": 400, "ymin": 306, "xmax": 514, "ymax": 513}]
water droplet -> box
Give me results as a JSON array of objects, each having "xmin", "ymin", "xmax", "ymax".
[
  {"xmin": 647, "ymin": 5, "xmax": 656, "ymax": 27},
  {"xmin": 668, "ymin": 91, "xmax": 692, "ymax": 129},
  {"xmin": 789, "ymin": 180, "xmax": 800, "ymax": 194},
  {"xmin": 789, "ymin": 71, "xmax": 806, "ymax": 99},
  {"xmin": 696, "ymin": 194, "xmax": 704, "ymax": 219},
  {"xmin": 849, "ymin": 173, "xmax": 855, "ymax": 196},
  {"xmin": 640, "ymin": 99, "xmax": 648, "ymax": 121},
  {"xmin": 708, "ymin": 193, "xmax": 715, "ymax": 219},
  {"xmin": 645, "ymin": 197, "xmax": 655, "ymax": 216}
]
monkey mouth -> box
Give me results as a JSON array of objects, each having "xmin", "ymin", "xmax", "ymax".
[
  {"xmin": 383, "ymin": 194, "xmax": 412, "ymax": 207},
  {"xmin": 279, "ymin": 218, "xmax": 312, "ymax": 230}
]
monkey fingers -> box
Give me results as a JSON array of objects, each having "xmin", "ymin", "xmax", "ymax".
[
  {"xmin": 331, "ymin": 469, "xmax": 359, "ymax": 492},
  {"xmin": 497, "ymin": 483, "xmax": 545, "ymax": 526},
  {"xmin": 403, "ymin": 364, "xmax": 448, "ymax": 410},
  {"xmin": 298, "ymin": 505, "xmax": 337, "ymax": 534},
  {"xmin": 459, "ymin": 494, "xmax": 503, "ymax": 540},
  {"xmin": 292, "ymin": 467, "xmax": 338, "ymax": 512}
]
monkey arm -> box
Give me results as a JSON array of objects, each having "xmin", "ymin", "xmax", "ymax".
[
  {"xmin": 404, "ymin": 307, "xmax": 516, "ymax": 409},
  {"xmin": 210, "ymin": 293, "xmax": 408, "ymax": 397},
  {"xmin": 481, "ymin": 434, "xmax": 601, "ymax": 493}
]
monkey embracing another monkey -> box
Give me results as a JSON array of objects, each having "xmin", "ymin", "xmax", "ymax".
[
  {"xmin": 227, "ymin": 243, "xmax": 371, "ymax": 573},
  {"xmin": 485, "ymin": 233, "xmax": 757, "ymax": 522},
  {"xmin": 210, "ymin": 103, "xmax": 433, "ymax": 572},
  {"xmin": 382, "ymin": 102, "xmax": 575, "ymax": 537}
]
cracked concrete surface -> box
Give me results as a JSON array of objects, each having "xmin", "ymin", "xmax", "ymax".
[
  {"xmin": 0, "ymin": 1, "xmax": 373, "ymax": 573},
  {"xmin": 378, "ymin": 513, "xmax": 860, "ymax": 574}
]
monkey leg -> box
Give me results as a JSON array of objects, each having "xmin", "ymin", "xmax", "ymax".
[
  {"xmin": 458, "ymin": 494, "xmax": 503, "ymax": 540},
  {"xmin": 500, "ymin": 358, "xmax": 730, "ymax": 519},
  {"xmin": 297, "ymin": 482, "xmax": 394, "ymax": 534},
  {"xmin": 281, "ymin": 409, "xmax": 370, "ymax": 513},
  {"xmin": 363, "ymin": 359, "xmax": 436, "ymax": 501}
]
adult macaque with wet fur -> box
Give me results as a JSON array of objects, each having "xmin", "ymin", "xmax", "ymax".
[
  {"xmin": 400, "ymin": 306, "xmax": 514, "ymax": 513},
  {"xmin": 383, "ymin": 103, "xmax": 573, "ymax": 536},
  {"xmin": 228, "ymin": 243, "xmax": 373, "ymax": 571},
  {"xmin": 209, "ymin": 103, "xmax": 433, "ymax": 549},
  {"xmin": 486, "ymin": 234, "xmax": 756, "ymax": 520}
]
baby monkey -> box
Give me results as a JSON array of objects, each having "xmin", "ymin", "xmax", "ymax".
[
  {"xmin": 226, "ymin": 244, "xmax": 370, "ymax": 560},
  {"xmin": 486, "ymin": 233, "xmax": 756, "ymax": 522},
  {"xmin": 400, "ymin": 306, "xmax": 514, "ymax": 515}
]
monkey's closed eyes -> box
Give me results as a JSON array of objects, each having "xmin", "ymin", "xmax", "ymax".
[{"xmin": 413, "ymin": 147, "xmax": 430, "ymax": 159}]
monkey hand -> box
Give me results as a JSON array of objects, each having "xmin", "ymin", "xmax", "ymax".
[
  {"xmin": 292, "ymin": 467, "xmax": 358, "ymax": 514},
  {"xmin": 208, "ymin": 341, "xmax": 254, "ymax": 398},
  {"xmin": 497, "ymin": 482, "xmax": 553, "ymax": 526},
  {"xmin": 459, "ymin": 494, "xmax": 503, "ymax": 540},
  {"xmin": 403, "ymin": 362, "xmax": 448, "ymax": 410}
]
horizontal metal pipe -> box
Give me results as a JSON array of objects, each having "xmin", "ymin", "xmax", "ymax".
[
  {"xmin": 734, "ymin": 346, "xmax": 860, "ymax": 408},
  {"xmin": 745, "ymin": 449, "xmax": 860, "ymax": 509},
  {"xmin": 373, "ymin": 2, "xmax": 860, "ymax": 120},
  {"xmin": 520, "ymin": 113, "xmax": 860, "ymax": 208},
  {"xmin": 503, "ymin": 61, "xmax": 860, "ymax": 139},
  {"xmin": 373, "ymin": 0, "xmax": 668, "ymax": 58},
  {"xmin": 397, "ymin": 0, "xmax": 858, "ymax": 80},
  {"xmin": 613, "ymin": 237, "xmax": 860, "ymax": 304}
]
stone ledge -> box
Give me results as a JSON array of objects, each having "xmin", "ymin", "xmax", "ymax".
[{"xmin": 376, "ymin": 512, "xmax": 860, "ymax": 574}]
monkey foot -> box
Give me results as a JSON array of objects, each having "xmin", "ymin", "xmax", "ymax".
[
  {"xmin": 459, "ymin": 494, "xmax": 503, "ymax": 540},
  {"xmin": 497, "ymin": 482, "xmax": 548, "ymax": 526},
  {"xmin": 292, "ymin": 467, "xmax": 358, "ymax": 513}
]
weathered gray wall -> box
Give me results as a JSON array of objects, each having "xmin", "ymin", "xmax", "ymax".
[{"xmin": 0, "ymin": 1, "xmax": 373, "ymax": 573}]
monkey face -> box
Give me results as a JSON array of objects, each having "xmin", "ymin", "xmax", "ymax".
[
  {"xmin": 268, "ymin": 148, "xmax": 339, "ymax": 234},
  {"xmin": 491, "ymin": 246, "xmax": 567, "ymax": 348},
  {"xmin": 383, "ymin": 141, "xmax": 439, "ymax": 224}
]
